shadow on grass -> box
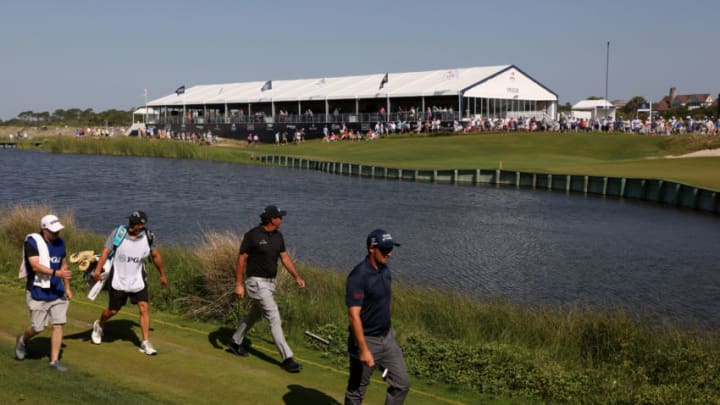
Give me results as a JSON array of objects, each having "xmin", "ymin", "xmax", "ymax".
[
  {"xmin": 208, "ymin": 326, "xmax": 234, "ymax": 350},
  {"xmin": 246, "ymin": 344, "xmax": 281, "ymax": 367},
  {"xmin": 283, "ymin": 384, "xmax": 341, "ymax": 405},
  {"xmin": 65, "ymin": 319, "xmax": 143, "ymax": 347},
  {"xmin": 22, "ymin": 336, "xmax": 52, "ymax": 360},
  {"xmin": 209, "ymin": 326, "xmax": 287, "ymax": 368}
]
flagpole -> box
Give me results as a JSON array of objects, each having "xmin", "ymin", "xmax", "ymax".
[
  {"xmin": 144, "ymin": 88, "xmax": 148, "ymax": 125},
  {"xmin": 605, "ymin": 41, "xmax": 610, "ymax": 118}
]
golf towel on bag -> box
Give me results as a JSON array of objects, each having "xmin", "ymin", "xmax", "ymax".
[
  {"xmin": 19, "ymin": 233, "xmax": 52, "ymax": 288},
  {"xmin": 87, "ymin": 225, "xmax": 128, "ymax": 301}
]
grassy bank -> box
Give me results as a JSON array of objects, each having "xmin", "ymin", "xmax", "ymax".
[
  {"xmin": 3, "ymin": 205, "xmax": 720, "ymax": 404},
  {"xmin": 16, "ymin": 131, "xmax": 720, "ymax": 190}
]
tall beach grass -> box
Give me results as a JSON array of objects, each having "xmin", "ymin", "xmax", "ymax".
[{"xmin": 22, "ymin": 135, "xmax": 254, "ymax": 164}]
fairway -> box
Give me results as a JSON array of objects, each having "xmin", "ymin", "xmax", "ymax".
[
  {"xmin": 0, "ymin": 285, "xmax": 476, "ymax": 405},
  {"xmin": 261, "ymin": 133, "xmax": 720, "ymax": 191}
]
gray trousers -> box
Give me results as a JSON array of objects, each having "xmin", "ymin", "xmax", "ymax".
[
  {"xmin": 345, "ymin": 329, "xmax": 410, "ymax": 405},
  {"xmin": 232, "ymin": 277, "xmax": 293, "ymax": 360}
]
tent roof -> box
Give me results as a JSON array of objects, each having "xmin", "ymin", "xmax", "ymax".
[
  {"xmin": 572, "ymin": 99, "xmax": 615, "ymax": 110},
  {"xmin": 147, "ymin": 65, "xmax": 557, "ymax": 107},
  {"xmin": 132, "ymin": 107, "xmax": 157, "ymax": 115}
]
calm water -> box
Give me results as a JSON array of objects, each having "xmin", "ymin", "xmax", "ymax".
[{"xmin": 2, "ymin": 149, "xmax": 719, "ymax": 327}]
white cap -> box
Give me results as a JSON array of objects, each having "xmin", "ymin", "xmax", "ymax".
[{"xmin": 40, "ymin": 214, "xmax": 64, "ymax": 233}]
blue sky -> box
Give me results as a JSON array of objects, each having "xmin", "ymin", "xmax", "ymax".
[{"xmin": 1, "ymin": 0, "xmax": 718, "ymax": 120}]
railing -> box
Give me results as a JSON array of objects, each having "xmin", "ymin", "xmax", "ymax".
[
  {"xmin": 255, "ymin": 155, "xmax": 720, "ymax": 215},
  {"xmin": 154, "ymin": 111, "xmax": 470, "ymax": 126}
]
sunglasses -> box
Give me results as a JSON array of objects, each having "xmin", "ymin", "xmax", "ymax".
[{"xmin": 378, "ymin": 247, "xmax": 393, "ymax": 256}]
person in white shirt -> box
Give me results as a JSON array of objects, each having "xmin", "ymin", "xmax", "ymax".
[{"xmin": 90, "ymin": 211, "xmax": 167, "ymax": 355}]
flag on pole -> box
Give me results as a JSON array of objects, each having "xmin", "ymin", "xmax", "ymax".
[
  {"xmin": 144, "ymin": 88, "xmax": 148, "ymax": 98},
  {"xmin": 378, "ymin": 73, "xmax": 388, "ymax": 90},
  {"xmin": 175, "ymin": 85, "xmax": 185, "ymax": 96},
  {"xmin": 261, "ymin": 80, "xmax": 272, "ymax": 92}
]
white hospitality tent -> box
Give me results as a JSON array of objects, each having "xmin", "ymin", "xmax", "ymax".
[
  {"xmin": 131, "ymin": 107, "xmax": 159, "ymax": 124},
  {"xmin": 146, "ymin": 65, "xmax": 558, "ymax": 121},
  {"xmin": 571, "ymin": 99, "xmax": 616, "ymax": 120}
]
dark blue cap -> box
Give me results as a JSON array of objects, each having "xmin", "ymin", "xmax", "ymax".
[
  {"xmin": 260, "ymin": 205, "xmax": 287, "ymax": 219},
  {"xmin": 366, "ymin": 229, "xmax": 400, "ymax": 249},
  {"xmin": 129, "ymin": 210, "xmax": 148, "ymax": 225}
]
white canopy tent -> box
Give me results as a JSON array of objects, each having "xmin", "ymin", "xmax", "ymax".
[
  {"xmin": 132, "ymin": 107, "xmax": 159, "ymax": 124},
  {"xmin": 147, "ymin": 65, "xmax": 557, "ymax": 119},
  {"xmin": 571, "ymin": 99, "xmax": 616, "ymax": 120}
]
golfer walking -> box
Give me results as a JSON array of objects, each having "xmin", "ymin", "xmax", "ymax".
[
  {"xmin": 345, "ymin": 229, "xmax": 410, "ymax": 404},
  {"xmin": 90, "ymin": 211, "xmax": 168, "ymax": 355},
  {"xmin": 229, "ymin": 205, "xmax": 305, "ymax": 373},
  {"xmin": 15, "ymin": 215, "xmax": 72, "ymax": 371}
]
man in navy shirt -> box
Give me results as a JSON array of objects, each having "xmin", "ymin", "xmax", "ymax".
[
  {"xmin": 16, "ymin": 214, "xmax": 73, "ymax": 372},
  {"xmin": 345, "ymin": 229, "xmax": 410, "ymax": 404}
]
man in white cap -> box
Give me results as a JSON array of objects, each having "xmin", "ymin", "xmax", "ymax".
[{"xmin": 16, "ymin": 214, "xmax": 73, "ymax": 372}]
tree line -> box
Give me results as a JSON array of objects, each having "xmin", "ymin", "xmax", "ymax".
[{"xmin": 0, "ymin": 108, "xmax": 133, "ymax": 128}]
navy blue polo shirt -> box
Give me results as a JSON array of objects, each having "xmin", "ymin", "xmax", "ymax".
[
  {"xmin": 239, "ymin": 225, "xmax": 286, "ymax": 278},
  {"xmin": 346, "ymin": 257, "xmax": 392, "ymax": 336}
]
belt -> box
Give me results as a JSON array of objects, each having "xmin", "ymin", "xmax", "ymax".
[
  {"xmin": 367, "ymin": 329, "xmax": 390, "ymax": 338},
  {"xmin": 248, "ymin": 276, "xmax": 276, "ymax": 283}
]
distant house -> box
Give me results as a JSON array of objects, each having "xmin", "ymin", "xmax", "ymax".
[
  {"xmin": 654, "ymin": 87, "xmax": 715, "ymax": 111},
  {"xmin": 571, "ymin": 99, "xmax": 616, "ymax": 120}
]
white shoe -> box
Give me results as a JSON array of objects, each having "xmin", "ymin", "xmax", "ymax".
[
  {"xmin": 91, "ymin": 320, "xmax": 103, "ymax": 345},
  {"xmin": 139, "ymin": 340, "xmax": 157, "ymax": 355},
  {"xmin": 15, "ymin": 335, "xmax": 26, "ymax": 360}
]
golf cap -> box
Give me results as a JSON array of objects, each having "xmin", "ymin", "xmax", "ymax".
[
  {"xmin": 367, "ymin": 229, "xmax": 400, "ymax": 249},
  {"xmin": 128, "ymin": 210, "xmax": 148, "ymax": 226},
  {"xmin": 41, "ymin": 214, "xmax": 64, "ymax": 233},
  {"xmin": 260, "ymin": 205, "xmax": 287, "ymax": 219}
]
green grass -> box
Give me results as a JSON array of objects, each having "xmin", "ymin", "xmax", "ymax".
[
  {"xmin": 0, "ymin": 283, "xmax": 519, "ymax": 405},
  {"xmin": 262, "ymin": 133, "xmax": 720, "ymax": 190}
]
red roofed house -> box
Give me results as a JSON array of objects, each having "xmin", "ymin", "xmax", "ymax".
[{"xmin": 654, "ymin": 87, "xmax": 714, "ymax": 111}]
